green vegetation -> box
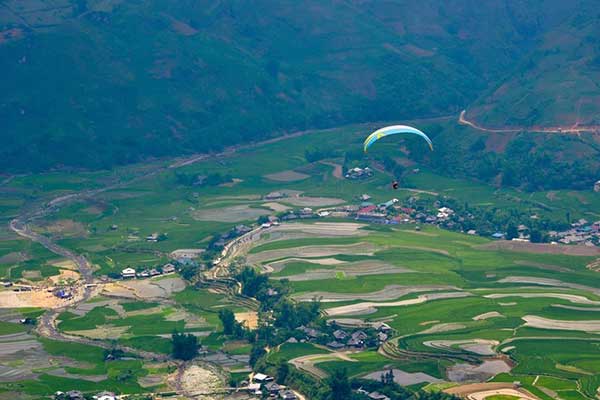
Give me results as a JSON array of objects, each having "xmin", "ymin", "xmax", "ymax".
[
  {"xmin": 2, "ymin": 87, "xmax": 599, "ymax": 398},
  {"xmin": 3, "ymin": 3, "xmax": 600, "ymax": 399},
  {"xmin": 3, "ymin": 0, "xmax": 600, "ymax": 192},
  {"xmin": 121, "ymin": 302, "xmax": 160, "ymax": 312},
  {"xmin": 0, "ymin": 339, "xmax": 152, "ymax": 395},
  {"xmin": 0, "ymin": 321, "xmax": 27, "ymax": 335},
  {"xmin": 267, "ymin": 343, "xmax": 329, "ymax": 364},
  {"xmin": 119, "ymin": 336, "xmax": 173, "ymax": 355},
  {"xmin": 171, "ymin": 331, "xmax": 199, "ymax": 360},
  {"xmin": 485, "ymin": 395, "xmax": 520, "ymax": 400}
]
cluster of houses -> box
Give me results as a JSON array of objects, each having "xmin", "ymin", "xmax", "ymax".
[
  {"xmin": 245, "ymin": 373, "xmax": 297, "ymax": 399},
  {"xmin": 214, "ymin": 224, "xmax": 254, "ymax": 247},
  {"xmin": 280, "ymin": 207, "xmax": 317, "ymax": 221},
  {"xmin": 345, "ymin": 166, "xmax": 374, "ymax": 180},
  {"xmin": 54, "ymin": 390, "xmax": 116, "ymax": 400},
  {"xmin": 275, "ymin": 194, "xmax": 460, "ymax": 228},
  {"xmin": 551, "ymin": 219, "xmax": 600, "ymax": 245},
  {"xmin": 286, "ymin": 322, "xmax": 392, "ymax": 351},
  {"xmin": 120, "ymin": 263, "xmax": 176, "ymax": 279},
  {"xmin": 312, "ymin": 195, "xmax": 412, "ymax": 225},
  {"xmin": 326, "ymin": 323, "xmax": 392, "ymax": 350}
]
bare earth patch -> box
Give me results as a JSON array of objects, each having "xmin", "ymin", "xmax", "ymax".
[
  {"xmin": 522, "ymin": 315, "xmax": 600, "ymax": 333},
  {"xmin": 176, "ymin": 364, "xmax": 225, "ymax": 399},
  {"xmin": 273, "ymin": 222, "xmax": 367, "ymax": 236},
  {"xmin": 324, "ymin": 292, "xmax": 470, "ymax": 317},
  {"xmin": 283, "ymin": 196, "xmax": 345, "ymax": 207},
  {"xmin": 451, "ymin": 386, "xmax": 539, "ymax": 400},
  {"xmin": 235, "ymin": 312, "xmax": 258, "ymax": 330},
  {"xmin": 424, "ymin": 339, "xmax": 498, "ymax": 356},
  {"xmin": 49, "ymin": 269, "xmax": 80, "ymax": 284},
  {"xmin": 67, "ymin": 326, "xmax": 130, "ymax": 340},
  {"xmin": 484, "ymin": 292, "xmax": 600, "ymax": 305},
  {"xmin": 478, "ymin": 241, "xmax": 600, "ymax": 256},
  {"xmin": 446, "ymin": 383, "xmax": 538, "ymax": 400},
  {"xmin": 447, "ymin": 360, "xmax": 511, "ymax": 382},
  {"xmin": 420, "ymin": 320, "xmax": 440, "ymax": 326},
  {"xmin": 37, "ymin": 219, "xmax": 87, "ymax": 238},
  {"xmin": 261, "ymin": 202, "xmax": 291, "ymax": 212},
  {"xmin": 319, "ymin": 161, "xmax": 343, "ymax": 179},
  {"xmin": 473, "ymin": 312, "xmax": 504, "ymax": 321},
  {"xmin": 289, "ymin": 351, "xmax": 355, "ymax": 379},
  {"xmin": 248, "ymin": 242, "xmax": 378, "ymax": 265},
  {"xmin": 49, "ymin": 259, "xmax": 78, "ymax": 270},
  {"xmin": 364, "ymin": 369, "xmax": 442, "ymax": 385},
  {"xmin": 0, "ymin": 285, "xmax": 95, "ymax": 309},
  {"xmin": 497, "ymin": 276, "xmax": 600, "ymax": 296},
  {"xmin": 0, "ymin": 252, "xmax": 29, "ymax": 264},
  {"xmin": 102, "ymin": 277, "xmax": 185, "ymax": 300},
  {"xmin": 418, "ymin": 323, "xmax": 466, "ymax": 335},
  {"xmin": 193, "ymin": 205, "xmax": 270, "ymax": 223},
  {"xmin": 264, "ymin": 170, "xmax": 310, "ymax": 182},
  {"xmin": 295, "ymin": 285, "xmax": 455, "ymax": 303}
]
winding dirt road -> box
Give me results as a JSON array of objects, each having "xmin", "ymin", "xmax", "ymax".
[{"xmin": 459, "ymin": 110, "xmax": 600, "ymax": 134}]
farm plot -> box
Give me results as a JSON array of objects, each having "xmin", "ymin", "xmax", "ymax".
[
  {"xmin": 192, "ymin": 205, "xmax": 270, "ymax": 222},
  {"xmin": 264, "ymin": 170, "xmax": 310, "ymax": 182},
  {"xmin": 272, "ymin": 260, "xmax": 413, "ymax": 281},
  {"xmin": 248, "ymin": 242, "xmax": 379, "ymax": 265},
  {"xmin": 246, "ymin": 224, "xmax": 600, "ymax": 388}
]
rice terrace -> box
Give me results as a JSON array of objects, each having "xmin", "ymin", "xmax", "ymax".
[
  {"xmin": 2, "ymin": 2, "xmax": 600, "ymax": 400},
  {"xmin": 0, "ymin": 121, "xmax": 598, "ymax": 400}
]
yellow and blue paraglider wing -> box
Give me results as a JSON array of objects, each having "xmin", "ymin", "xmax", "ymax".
[{"xmin": 363, "ymin": 125, "xmax": 433, "ymax": 152}]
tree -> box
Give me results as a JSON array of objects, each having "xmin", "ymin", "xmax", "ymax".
[
  {"xmin": 327, "ymin": 368, "xmax": 351, "ymax": 400},
  {"xmin": 277, "ymin": 361, "xmax": 290, "ymax": 383},
  {"xmin": 506, "ymin": 224, "xmax": 518, "ymax": 240},
  {"xmin": 530, "ymin": 229, "xmax": 543, "ymax": 243},
  {"xmin": 219, "ymin": 309, "xmax": 237, "ymax": 335},
  {"xmin": 384, "ymin": 369, "xmax": 395, "ymax": 385},
  {"xmin": 171, "ymin": 331, "xmax": 199, "ymax": 360},
  {"xmin": 249, "ymin": 342, "xmax": 266, "ymax": 367},
  {"xmin": 236, "ymin": 267, "xmax": 268, "ymax": 298},
  {"xmin": 257, "ymin": 215, "xmax": 270, "ymax": 225}
]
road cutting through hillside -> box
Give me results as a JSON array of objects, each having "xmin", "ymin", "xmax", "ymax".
[{"xmin": 459, "ymin": 110, "xmax": 600, "ymax": 134}]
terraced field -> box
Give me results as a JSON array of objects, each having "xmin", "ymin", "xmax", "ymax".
[
  {"xmin": 1, "ymin": 123, "xmax": 599, "ymax": 398},
  {"xmin": 248, "ymin": 223, "xmax": 600, "ymax": 399}
]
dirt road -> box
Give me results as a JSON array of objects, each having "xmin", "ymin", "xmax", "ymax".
[{"xmin": 459, "ymin": 110, "xmax": 600, "ymax": 134}]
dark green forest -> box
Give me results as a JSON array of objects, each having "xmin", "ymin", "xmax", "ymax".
[{"xmin": 1, "ymin": 0, "xmax": 599, "ymax": 189}]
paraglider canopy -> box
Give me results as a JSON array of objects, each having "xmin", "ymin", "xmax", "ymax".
[{"xmin": 363, "ymin": 125, "xmax": 433, "ymax": 152}]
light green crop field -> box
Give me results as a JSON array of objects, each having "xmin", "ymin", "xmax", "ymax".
[
  {"xmin": 1, "ymin": 123, "xmax": 599, "ymax": 397},
  {"xmin": 4, "ymin": 121, "xmax": 597, "ymax": 277},
  {"xmin": 248, "ymin": 223, "xmax": 600, "ymax": 395},
  {"xmin": 0, "ymin": 338, "xmax": 156, "ymax": 396}
]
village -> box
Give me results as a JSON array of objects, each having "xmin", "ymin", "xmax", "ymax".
[
  {"xmin": 242, "ymin": 321, "xmax": 394, "ymax": 400},
  {"xmin": 270, "ymin": 191, "xmax": 599, "ymax": 248}
]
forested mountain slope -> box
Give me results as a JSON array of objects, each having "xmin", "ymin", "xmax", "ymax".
[{"xmin": 0, "ymin": 0, "xmax": 597, "ymax": 171}]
